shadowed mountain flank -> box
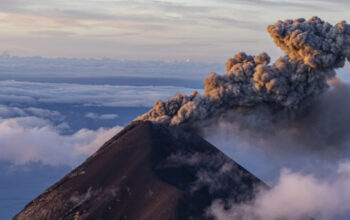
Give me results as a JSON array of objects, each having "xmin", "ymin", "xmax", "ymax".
[{"xmin": 14, "ymin": 121, "xmax": 265, "ymax": 220}]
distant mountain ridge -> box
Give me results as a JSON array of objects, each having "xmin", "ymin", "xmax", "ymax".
[{"xmin": 14, "ymin": 121, "xmax": 265, "ymax": 220}]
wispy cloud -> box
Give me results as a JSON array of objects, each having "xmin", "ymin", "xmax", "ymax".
[
  {"xmin": 29, "ymin": 30, "xmax": 77, "ymax": 37},
  {"xmin": 0, "ymin": 104, "xmax": 64, "ymax": 121},
  {"xmin": 0, "ymin": 0, "xmax": 348, "ymax": 60},
  {"xmin": 85, "ymin": 112, "xmax": 118, "ymax": 120},
  {"xmin": 215, "ymin": 0, "xmax": 334, "ymax": 10}
]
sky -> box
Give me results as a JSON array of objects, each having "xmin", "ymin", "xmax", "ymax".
[{"xmin": 0, "ymin": 0, "xmax": 349, "ymax": 61}]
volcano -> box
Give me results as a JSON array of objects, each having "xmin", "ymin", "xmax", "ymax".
[{"xmin": 14, "ymin": 121, "xmax": 265, "ymax": 220}]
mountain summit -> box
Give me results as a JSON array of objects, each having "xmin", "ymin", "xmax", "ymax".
[{"xmin": 14, "ymin": 121, "xmax": 265, "ymax": 220}]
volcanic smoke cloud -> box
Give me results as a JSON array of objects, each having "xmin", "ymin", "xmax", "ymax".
[{"xmin": 136, "ymin": 17, "xmax": 350, "ymax": 128}]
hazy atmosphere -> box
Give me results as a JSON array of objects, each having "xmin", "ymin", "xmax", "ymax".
[
  {"xmin": 0, "ymin": 0, "xmax": 349, "ymax": 61},
  {"xmin": 1, "ymin": 1, "xmax": 350, "ymax": 220}
]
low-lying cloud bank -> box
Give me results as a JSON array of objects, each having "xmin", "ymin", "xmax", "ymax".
[
  {"xmin": 0, "ymin": 53, "xmax": 221, "ymax": 79},
  {"xmin": 207, "ymin": 161, "xmax": 350, "ymax": 220},
  {"xmin": 0, "ymin": 80, "xmax": 196, "ymax": 107},
  {"xmin": 0, "ymin": 116, "xmax": 122, "ymax": 167}
]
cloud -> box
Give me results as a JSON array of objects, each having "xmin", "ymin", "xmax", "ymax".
[
  {"xmin": 25, "ymin": 107, "xmax": 63, "ymax": 120},
  {"xmin": 0, "ymin": 0, "xmax": 205, "ymax": 30},
  {"xmin": 207, "ymin": 161, "xmax": 350, "ymax": 220},
  {"xmin": 85, "ymin": 112, "xmax": 118, "ymax": 120},
  {"xmin": 218, "ymin": 0, "xmax": 320, "ymax": 8},
  {"xmin": 0, "ymin": 80, "xmax": 198, "ymax": 107},
  {"xmin": 207, "ymin": 16, "xmax": 262, "ymax": 30},
  {"xmin": 149, "ymin": 1, "xmax": 215, "ymax": 15},
  {"xmin": 29, "ymin": 30, "xmax": 77, "ymax": 37},
  {"xmin": 0, "ymin": 0, "xmax": 348, "ymax": 61},
  {"xmin": 0, "ymin": 105, "xmax": 25, "ymax": 117},
  {"xmin": 0, "ymin": 116, "xmax": 122, "ymax": 167},
  {"xmin": 0, "ymin": 54, "xmax": 221, "ymax": 79},
  {"xmin": 0, "ymin": 104, "xmax": 63, "ymax": 121},
  {"xmin": 318, "ymin": 0, "xmax": 350, "ymax": 5}
]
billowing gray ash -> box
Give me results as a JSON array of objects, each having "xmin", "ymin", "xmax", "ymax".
[{"xmin": 136, "ymin": 17, "xmax": 350, "ymax": 128}]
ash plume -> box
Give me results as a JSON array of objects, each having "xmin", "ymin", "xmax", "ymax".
[{"xmin": 136, "ymin": 17, "xmax": 350, "ymax": 129}]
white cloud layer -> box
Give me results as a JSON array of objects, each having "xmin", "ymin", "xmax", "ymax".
[
  {"xmin": 0, "ymin": 116, "xmax": 122, "ymax": 167},
  {"xmin": 208, "ymin": 162, "xmax": 350, "ymax": 220},
  {"xmin": 0, "ymin": 80, "xmax": 197, "ymax": 107}
]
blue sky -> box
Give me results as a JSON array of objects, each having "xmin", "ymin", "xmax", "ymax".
[{"xmin": 0, "ymin": 0, "xmax": 349, "ymax": 61}]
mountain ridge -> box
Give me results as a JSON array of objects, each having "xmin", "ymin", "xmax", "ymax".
[{"xmin": 14, "ymin": 121, "xmax": 266, "ymax": 220}]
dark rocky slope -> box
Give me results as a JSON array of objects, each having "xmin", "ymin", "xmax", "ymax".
[{"xmin": 14, "ymin": 121, "xmax": 265, "ymax": 220}]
